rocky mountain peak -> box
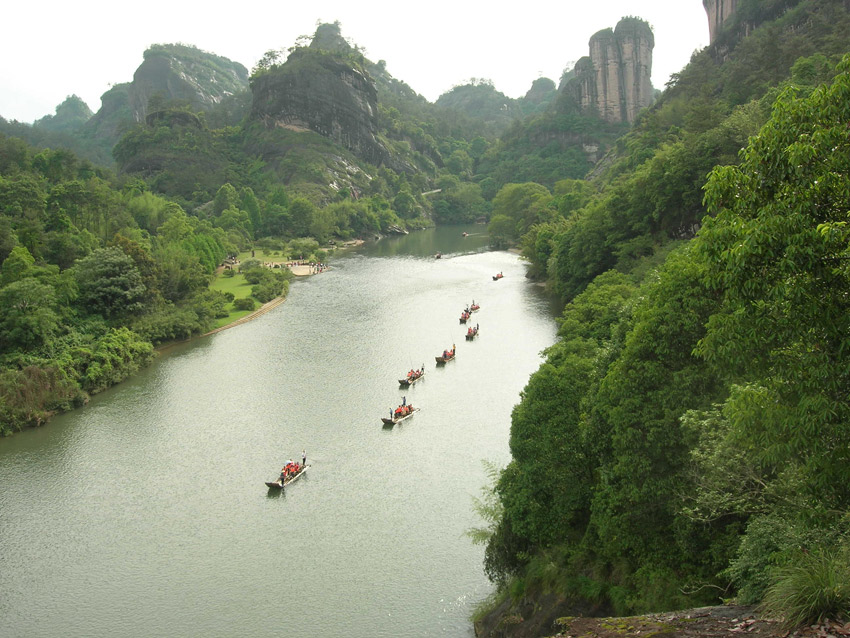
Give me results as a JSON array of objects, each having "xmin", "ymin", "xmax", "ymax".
[
  {"xmin": 569, "ymin": 17, "xmax": 654, "ymax": 124},
  {"xmin": 129, "ymin": 44, "xmax": 249, "ymax": 122},
  {"xmin": 249, "ymin": 24, "xmax": 388, "ymax": 167}
]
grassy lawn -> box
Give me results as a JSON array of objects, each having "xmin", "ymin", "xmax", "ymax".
[
  {"xmin": 209, "ymin": 253, "xmax": 296, "ymax": 331},
  {"xmin": 237, "ymin": 249, "xmax": 289, "ymax": 262},
  {"xmin": 209, "ymin": 271, "xmax": 257, "ymax": 330}
]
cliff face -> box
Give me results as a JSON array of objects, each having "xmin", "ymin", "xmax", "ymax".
[
  {"xmin": 250, "ymin": 48, "xmax": 388, "ymax": 167},
  {"xmin": 575, "ymin": 18, "xmax": 654, "ymax": 124},
  {"xmin": 704, "ymin": 0, "xmax": 739, "ymax": 43},
  {"xmin": 81, "ymin": 45, "xmax": 249, "ymax": 163},
  {"xmin": 128, "ymin": 44, "xmax": 249, "ymax": 122}
]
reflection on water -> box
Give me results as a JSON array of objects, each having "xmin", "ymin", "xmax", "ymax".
[
  {"xmin": 0, "ymin": 224, "xmax": 558, "ymax": 638},
  {"xmin": 360, "ymin": 223, "xmax": 491, "ymax": 259}
]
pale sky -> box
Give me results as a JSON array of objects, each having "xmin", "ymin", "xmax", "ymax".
[{"xmin": 0, "ymin": 1, "xmax": 710, "ymax": 123}]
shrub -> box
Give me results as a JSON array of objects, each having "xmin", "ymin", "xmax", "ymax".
[
  {"xmin": 132, "ymin": 306, "xmax": 203, "ymax": 344},
  {"xmin": 724, "ymin": 514, "xmax": 848, "ymax": 605},
  {"xmin": 233, "ymin": 297, "xmax": 255, "ymax": 311},
  {"xmin": 0, "ymin": 365, "xmax": 85, "ymax": 435},
  {"xmin": 760, "ymin": 549, "xmax": 850, "ymax": 628},
  {"xmin": 242, "ymin": 267, "xmax": 267, "ymax": 285},
  {"xmin": 82, "ymin": 328, "xmax": 155, "ymax": 393}
]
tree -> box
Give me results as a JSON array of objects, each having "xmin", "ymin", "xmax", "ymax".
[
  {"xmin": 111, "ymin": 234, "xmax": 161, "ymax": 302},
  {"xmin": 0, "ymin": 218, "xmax": 17, "ymax": 264},
  {"xmin": 491, "ymin": 182, "xmax": 553, "ymax": 241},
  {"xmin": 0, "ymin": 245, "xmax": 36, "ymax": 286},
  {"xmin": 44, "ymin": 228, "xmax": 97, "ymax": 270},
  {"xmin": 288, "ymin": 198, "xmax": 316, "ymax": 237},
  {"xmin": 153, "ymin": 244, "xmax": 208, "ymax": 303},
  {"xmin": 240, "ymin": 187, "xmax": 262, "ymax": 233},
  {"xmin": 0, "ymin": 278, "xmax": 60, "ymax": 352},
  {"xmin": 697, "ymin": 58, "xmax": 850, "ymax": 509},
  {"xmin": 0, "ymin": 174, "xmax": 46, "ymax": 219},
  {"xmin": 73, "ymin": 246, "xmax": 146, "ymax": 318},
  {"xmin": 213, "ymin": 183, "xmax": 239, "ymax": 216},
  {"xmin": 392, "ymin": 189, "xmax": 417, "ymax": 219},
  {"xmin": 309, "ymin": 206, "xmax": 335, "ymax": 243},
  {"xmin": 156, "ymin": 208, "xmax": 194, "ymax": 243},
  {"xmin": 446, "ymin": 149, "xmax": 473, "ymax": 176},
  {"xmin": 487, "ymin": 215, "xmax": 514, "ymax": 249}
]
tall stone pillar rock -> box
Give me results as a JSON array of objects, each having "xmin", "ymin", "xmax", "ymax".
[
  {"xmin": 576, "ymin": 18, "xmax": 655, "ymax": 124},
  {"xmin": 589, "ymin": 29, "xmax": 625, "ymax": 122},
  {"xmin": 704, "ymin": 0, "xmax": 739, "ymax": 43},
  {"xmin": 616, "ymin": 19, "xmax": 654, "ymax": 124}
]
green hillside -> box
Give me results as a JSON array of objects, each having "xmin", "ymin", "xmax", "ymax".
[{"xmin": 474, "ymin": 0, "xmax": 850, "ymax": 633}]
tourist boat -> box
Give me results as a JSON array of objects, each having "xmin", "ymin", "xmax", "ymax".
[
  {"xmin": 435, "ymin": 252, "xmax": 442, "ymax": 259},
  {"xmin": 265, "ymin": 464, "xmax": 310, "ymax": 489},
  {"xmin": 459, "ymin": 310, "xmax": 471, "ymax": 324},
  {"xmin": 382, "ymin": 405, "xmax": 419, "ymax": 425},
  {"xmin": 469, "ymin": 302, "xmax": 480, "ymax": 312},
  {"xmin": 398, "ymin": 368, "xmax": 425, "ymax": 386},
  {"xmin": 465, "ymin": 325, "xmax": 480, "ymax": 340},
  {"xmin": 492, "ymin": 273, "xmax": 504, "ymax": 281},
  {"xmin": 435, "ymin": 346, "xmax": 456, "ymax": 364},
  {"xmin": 462, "ymin": 232, "xmax": 469, "ymax": 237}
]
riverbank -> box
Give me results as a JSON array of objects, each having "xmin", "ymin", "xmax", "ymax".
[
  {"xmin": 202, "ymin": 295, "xmax": 289, "ymax": 337},
  {"xmin": 204, "ymin": 261, "xmax": 331, "ymax": 335},
  {"xmin": 476, "ymin": 603, "xmax": 849, "ymax": 638}
]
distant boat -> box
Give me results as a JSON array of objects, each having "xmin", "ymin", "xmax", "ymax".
[
  {"xmin": 465, "ymin": 325, "xmax": 479, "ymax": 341},
  {"xmin": 265, "ymin": 464, "xmax": 309, "ymax": 489},
  {"xmin": 435, "ymin": 252, "xmax": 442, "ymax": 259},
  {"xmin": 462, "ymin": 232, "xmax": 469, "ymax": 237},
  {"xmin": 493, "ymin": 272, "xmax": 504, "ymax": 281},
  {"xmin": 435, "ymin": 346, "xmax": 456, "ymax": 364},
  {"xmin": 382, "ymin": 405, "xmax": 419, "ymax": 425},
  {"xmin": 398, "ymin": 367, "xmax": 425, "ymax": 387},
  {"xmin": 469, "ymin": 302, "xmax": 480, "ymax": 312},
  {"xmin": 459, "ymin": 310, "xmax": 471, "ymax": 324}
]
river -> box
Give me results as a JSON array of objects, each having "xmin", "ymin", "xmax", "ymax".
[{"xmin": 0, "ymin": 224, "xmax": 559, "ymax": 638}]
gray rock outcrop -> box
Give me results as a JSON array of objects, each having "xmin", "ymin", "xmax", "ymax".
[
  {"xmin": 574, "ymin": 18, "xmax": 655, "ymax": 124},
  {"xmin": 703, "ymin": 0, "xmax": 739, "ymax": 43},
  {"xmin": 128, "ymin": 44, "xmax": 249, "ymax": 122},
  {"xmin": 249, "ymin": 45, "xmax": 388, "ymax": 167}
]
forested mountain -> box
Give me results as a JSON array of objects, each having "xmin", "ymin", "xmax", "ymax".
[
  {"xmin": 473, "ymin": 0, "xmax": 850, "ymax": 635},
  {"xmin": 0, "ymin": 44, "xmax": 251, "ymax": 168}
]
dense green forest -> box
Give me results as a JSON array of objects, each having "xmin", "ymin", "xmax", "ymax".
[
  {"xmin": 0, "ymin": 137, "xmax": 306, "ymax": 435},
  {"xmin": 472, "ymin": 0, "xmax": 850, "ymax": 630}
]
